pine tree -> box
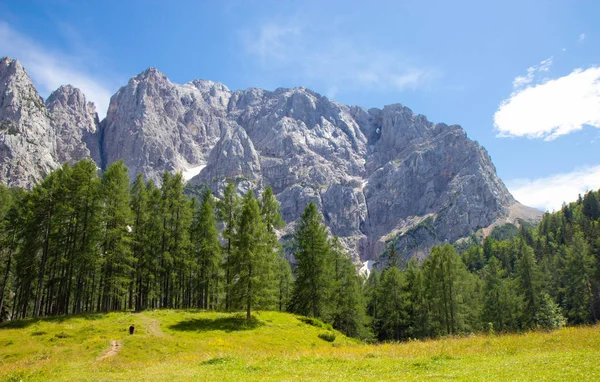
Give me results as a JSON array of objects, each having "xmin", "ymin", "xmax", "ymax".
[
  {"xmin": 130, "ymin": 174, "xmax": 149, "ymax": 311},
  {"xmin": 274, "ymin": 254, "xmax": 292, "ymax": 311},
  {"xmin": 562, "ymin": 231, "xmax": 594, "ymax": 324},
  {"xmin": 386, "ymin": 243, "xmax": 400, "ymax": 269},
  {"xmin": 405, "ymin": 259, "xmax": 430, "ymax": 338},
  {"xmin": 158, "ymin": 172, "xmax": 193, "ymax": 308},
  {"xmin": 99, "ymin": 160, "xmax": 133, "ymax": 312},
  {"xmin": 363, "ymin": 268, "xmax": 381, "ymax": 335},
  {"xmin": 330, "ymin": 237, "xmax": 368, "ymax": 338},
  {"xmin": 424, "ymin": 244, "xmax": 470, "ymax": 335},
  {"xmin": 482, "ymin": 256, "xmax": 519, "ymax": 332},
  {"xmin": 192, "ymin": 189, "xmax": 222, "ymax": 309},
  {"xmin": 0, "ymin": 186, "xmax": 20, "ymax": 318},
  {"xmin": 376, "ymin": 266, "xmax": 408, "ymax": 341},
  {"xmin": 516, "ymin": 241, "xmax": 543, "ymax": 328},
  {"xmin": 216, "ymin": 182, "xmax": 240, "ymax": 311},
  {"xmin": 231, "ymin": 191, "xmax": 274, "ymax": 319},
  {"xmin": 289, "ymin": 202, "xmax": 332, "ymax": 319},
  {"xmin": 582, "ymin": 191, "xmax": 600, "ymax": 221}
]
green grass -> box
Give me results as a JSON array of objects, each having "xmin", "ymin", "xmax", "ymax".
[{"xmin": 0, "ymin": 310, "xmax": 599, "ymax": 381}]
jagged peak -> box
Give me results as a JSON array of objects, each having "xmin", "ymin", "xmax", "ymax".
[
  {"xmin": 133, "ymin": 66, "xmax": 169, "ymax": 82},
  {"xmin": 187, "ymin": 79, "xmax": 231, "ymax": 93},
  {"xmin": 1, "ymin": 56, "xmax": 21, "ymax": 69},
  {"xmin": 47, "ymin": 84, "xmax": 85, "ymax": 101},
  {"xmin": 0, "ymin": 56, "xmax": 34, "ymax": 84}
]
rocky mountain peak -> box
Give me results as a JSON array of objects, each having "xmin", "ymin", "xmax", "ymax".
[
  {"xmin": 46, "ymin": 85, "xmax": 101, "ymax": 165},
  {"xmin": 0, "ymin": 57, "xmax": 59, "ymax": 188},
  {"xmin": 0, "ymin": 58, "xmax": 543, "ymax": 261}
]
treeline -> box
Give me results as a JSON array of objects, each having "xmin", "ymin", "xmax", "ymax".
[
  {"xmin": 1, "ymin": 159, "xmax": 599, "ymax": 342},
  {"xmin": 0, "ymin": 159, "xmax": 365, "ymax": 338},
  {"xmin": 365, "ymin": 189, "xmax": 600, "ymax": 341}
]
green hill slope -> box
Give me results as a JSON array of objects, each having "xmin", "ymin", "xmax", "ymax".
[{"xmin": 1, "ymin": 310, "xmax": 599, "ymax": 381}]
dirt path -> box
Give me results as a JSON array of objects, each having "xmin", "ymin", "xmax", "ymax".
[
  {"xmin": 97, "ymin": 340, "xmax": 122, "ymax": 361},
  {"xmin": 133, "ymin": 312, "xmax": 166, "ymax": 337},
  {"xmin": 145, "ymin": 319, "xmax": 165, "ymax": 337}
]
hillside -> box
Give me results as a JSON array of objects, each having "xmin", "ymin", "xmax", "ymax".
[{"xmin": 0, "ymin": 310, "xmax": 599, "ymax": 381}]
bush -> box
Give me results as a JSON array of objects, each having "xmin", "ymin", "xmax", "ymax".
[
  {"xmin": 55, "ymin": 332, "xmax": 70, "ymax": 339},
  {"xmin": 318, "ymin": 332, "xmax": 336, "ymax": 342},
  {"xmin": 298, "ymin": 316, "xmax": 333, "ymax": 331}
]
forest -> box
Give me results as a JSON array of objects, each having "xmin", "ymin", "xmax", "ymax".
[{"xmin": 0, "ymin": 159, "xmax": 599, "ymax": 341}]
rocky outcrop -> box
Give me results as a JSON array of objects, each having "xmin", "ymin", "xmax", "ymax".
[
  {"xmin": 46, "ymin": 85, "xmax": 101, "ymax": 165},
  {"xmin": 0, "ymin": 57, "xmax": 59, "ymax": 188},
  {"xmin": 100, "ymin": 68, "xmax": 230, "ymax": 183},
  {"xmin": 193, "ymin": 124, "xmax": 262, "ymax": 194},
  {"xmin": 0, "ymin": 58, "xmax": 543, "ymax": 261}
]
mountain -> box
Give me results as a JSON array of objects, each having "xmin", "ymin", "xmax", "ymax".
[
  {"xmin": 0, "ymin": 57, "xmax": 542, "ymax": 261},
  {"xmin": 0, "ymin": 57, "xmax": 60, "ymax": 187}
]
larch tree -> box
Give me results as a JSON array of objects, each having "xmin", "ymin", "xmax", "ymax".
[{"xmin": 289, "ymin": 202, "xmax": 332, "ymax": 319}]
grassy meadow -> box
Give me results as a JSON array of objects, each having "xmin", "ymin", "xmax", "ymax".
[{"xmin": 0, "ymin": 310, "xmax": 599, "ymax": 381}]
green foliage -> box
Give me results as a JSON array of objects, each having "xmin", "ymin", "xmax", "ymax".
[
  {"xmin": 330, "ymin": 237, "xmax": 369, "ymax": 339},
  {"xmin": 318, "ymin": 332, "xmax": 336, "ymax": 342},
  {"xmin": 375, "ymin": 267, "xmax": 408, "ymax": 341},
  {"xmin": 289, "ymin": 202, "xmax": 332, "ymax": 320},
  {"xmin": 2, "ymin": 161, "xmax": 599, "ymax": 346},
  {"xmin": 230, "ymin": 191, "xmax": 276, "ymax": 319},
  {"xmin": 192, "ymin": 189, "xmax": 222, "ymax": 310},
  {"xmin": 490, "ymin": 223, "xmax": 520, "ymax": 241},
  {"xmin": 536, "ymin": 293, "xmax": 565, "ymax": 330}
]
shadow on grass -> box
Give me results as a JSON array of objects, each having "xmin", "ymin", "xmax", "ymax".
[
  {"xmin": 0, "ymin": 312, "xmax": 107, "ymax": 330},
  {"xmin": 169, "ymin": 316, "xmax": 264, "ymax": 333}
]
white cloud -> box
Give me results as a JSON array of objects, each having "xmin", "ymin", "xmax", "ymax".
[
  {"xmin": 494, "ymin": 65, "xmax": 600, "ymax": 140},
  {"xmin": 579, "ymin": 33, "xmax": 586, "ymax": 41},
  {"xmin": 242, "ymin": 21, "xmax": 438, "ymax": 94},
  {"xmin": 507, "ymin": 166, "xmax": 600, "ymax": 212},
  {"xmin": 0, "ymin": 22, "xmax": 114, "ymax": 118}
]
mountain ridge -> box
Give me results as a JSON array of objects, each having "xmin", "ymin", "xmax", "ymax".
[{"xmin": 0, "ymin": 56, "xmax": 543, "ymax": 261}]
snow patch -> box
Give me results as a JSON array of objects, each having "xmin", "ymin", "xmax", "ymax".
[
  {"xmin": 182, "ymin": 164, "xmax": 206, "ymax": 181},
  {"xmin": 359, "ymin": 260, "xmax": 376, "ymax": 278}
]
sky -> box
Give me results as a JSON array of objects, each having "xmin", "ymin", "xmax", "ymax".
[{"xmin": 1, "ymin": 0, "xmax": 599, "ymax": 212}]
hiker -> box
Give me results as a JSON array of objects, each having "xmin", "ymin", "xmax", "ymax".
[{"xmin": 129, "ymin": 324, "xmax": 135, "ymax": 335}]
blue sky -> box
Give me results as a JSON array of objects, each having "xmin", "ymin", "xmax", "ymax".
[{"xmin": 1, "ymin": 0, "xmax": 599, "ymax": 211}]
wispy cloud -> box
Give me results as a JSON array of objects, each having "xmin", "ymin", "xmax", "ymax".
[
  {"xmin": 507, "ymin": 166, "xmax": 600, "ymax": 212},
  {"xmin": 241, "ymin": 21, "xmax": 439, "ymax": 96},
  {"xmin": 0, "ymin": 22, "xmax": 115, "ymax": 118},
  {"xmin": 511, "ymin": 57, "xmax": 553, "ymax": 90},
  {"xmin": 494, "ymin": 56, "xmax": 600, "ymax": 140},
  {"xmin": 579, "ymin": 33, "xmax": 586, "ymax": 42}
]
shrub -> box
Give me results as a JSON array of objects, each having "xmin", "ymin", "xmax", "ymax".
[
  {"xmin": 298, "ymin": 316, "xmax": 333, "ymax": 330},
  {"xmin": 318, "ymin": 332, "xmax": 336, "ymax": 342}
]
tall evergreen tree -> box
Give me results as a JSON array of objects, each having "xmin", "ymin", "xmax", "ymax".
[
  {"xmin": 289, "ymin": 202, "xmax": 332, "ymax": 319},
  {"xmin": 405, "ymin": 259, "xmax": 430, "ymax": 338},
  {"xmin": 192, "ymin": 189, "xmax": 222, "ymax": 309},
  {"xmin": 516, "ymin": 241, "xmax": 543, "ymax": 328},
  {"xmin": 99, "ymin": 160, "xmax": 133, "ymax": 312},
  {"xmin": 231, "ymin": 191, "xmax": 274, "ymax": 319},
  {"xmin": 376, "ymin": 266, "xmax": 408, "ymax": 341},
  {"xmin": 275, "ymin": 254, "xmax": 293, "ymax": 311},
  {"xmin": 330, "ymin": 237, "xmax": 368, "ymax": 338},
  {"xmin": 482, "ymin": 256, "xmax": 519, "ymax": 332},
  {"xmin": 424, "ymin": 244, "xmax": 470, "ymax": 335},
  {"xmin": 216, "ymin": 182, "xmax": 240, "ymax": 311},
  {"xmin": 562, "ymin": 231, "xmax": 594, "ymax": 324}
]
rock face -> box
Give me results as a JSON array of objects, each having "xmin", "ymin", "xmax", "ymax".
[
  {"xmin": 0, "ymin": 57, "xmax": 59, "ymax": 187},
  {"xmin": 0, "ymin": 57, "xmax": 543, "ymax": 261},
  {"xmin": 100, "ymin": 68, "xmax": 230, "ymax": 183},
  {"xmin": 46, "ymin": 85, "xmax": 101, "ymax": 165}
]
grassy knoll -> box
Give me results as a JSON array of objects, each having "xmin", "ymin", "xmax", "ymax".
[{"xmin": 0, "ymin": 310, "xmax": 599, "ymax": 381}]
